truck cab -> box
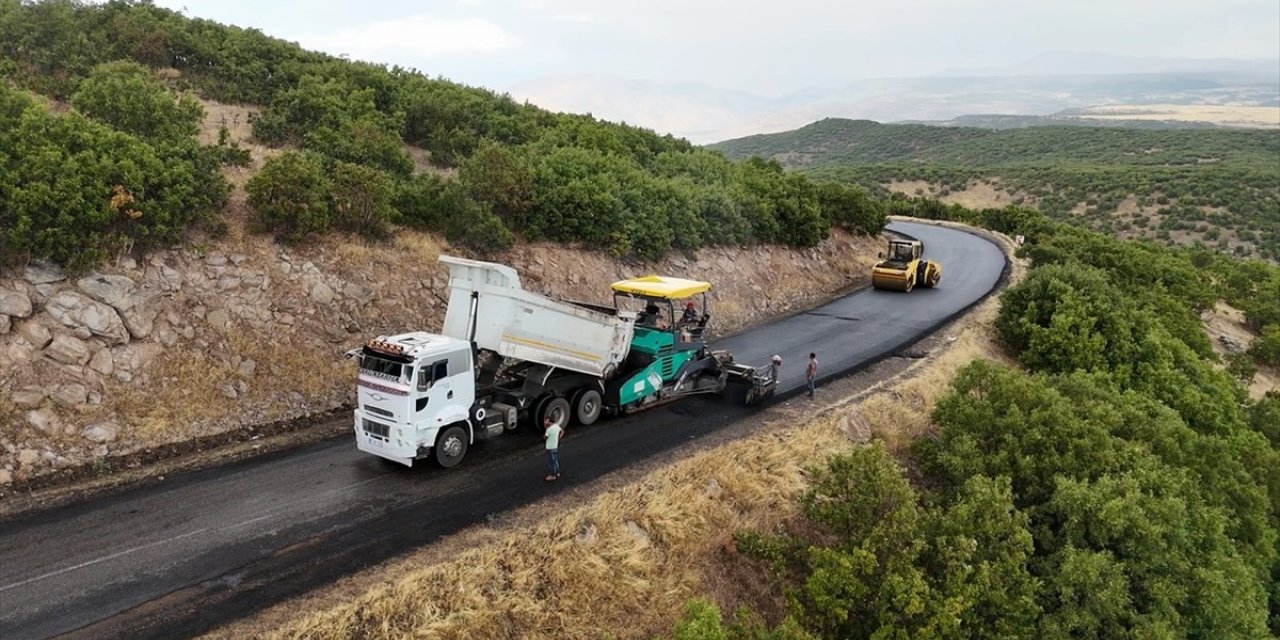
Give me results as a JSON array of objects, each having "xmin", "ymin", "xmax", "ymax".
[{"xmin": 353, "ymin": 332, "xmax": 475, "ymax": 467}]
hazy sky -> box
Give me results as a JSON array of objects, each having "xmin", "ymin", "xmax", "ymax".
[{"xmin": 153, "ymin": 0, "xmax": 1280, "ymax": 95}]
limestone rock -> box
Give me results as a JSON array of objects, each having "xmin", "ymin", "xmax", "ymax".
[
  {"xmin": 220, "ymin": 383, "xmax": 239, "ymax": 399},
  {"xmin": 206, "ymin": 308, "xmax": 230, "ymax": 330},
  {"xmin": 77, "ymin": 273, "xmax": 139, "ymax": 311},
  {"xmin": 310, "ymin": 281, "xmax": 335, "ymax": 305},
  {"xmin": 27, "ymin": 408, "xmax": 62, "ymax": 435},
  {"xmin": 89, "ymin": 348, "xmax": 114, "ymax": 375},
  {"xmin": 52, "ymin": 383, "xmax": 89, "ymax": 408},
  {"xmin": 82, "ymin": 421, "xmax": 120, "ymax": 443},
  {"xmin": 23, "ymin": 261, "xmax": 66, "ymax": 285},
  {"xmin": 237, "ymin": 359, "xmax": 256, "ymax": 377},
  {"xmin": 0, "ymin": 469, "xmax": 12, "ymax": 485},
  {"xmin": 0, "ymin": 290, "xmax": 32, "ymax": 317},
  {"xmin": 120, "ymin": 304, "xmax": 157, "ymax": 340},
  {"xmin": 6, "ymin": 338, "xmax": 35, "ymax": 364},
  {"xmin": 0, "ymin": 314, "xmax": 8, "ymax": 334},
  {"xmin": 12, "ymin": 388, "xmax": 45, "ymax": 409},
  {"xmin": 205, "ymin": 251, "xmax": 228, "ymax": 266},
  {"xmin": 45, "ymin": 291, "xmax": 129, "ymax": 345},
  {"xmin": 45, "ymin": 334, "xmax": 91, "ymax": 365},
  {"xmin": 17, "ymin": 449, "xmax": 38, "ymax": 468},
  {"xmin": 15, "ymin": 319, "xmax": 52, "ymax": 349}
]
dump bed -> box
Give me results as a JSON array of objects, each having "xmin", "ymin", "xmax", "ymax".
[{"xmin": 440, "ymin": 256, "xmax": 634, "ymax": 379}]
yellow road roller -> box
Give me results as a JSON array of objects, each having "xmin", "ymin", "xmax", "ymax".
[{"xmin": 871, "ymin": 238, "xmax": 942, "ymax": 292}]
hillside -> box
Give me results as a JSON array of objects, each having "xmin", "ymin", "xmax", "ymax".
[
  {"xmin": 709, "ymin": 118, "xmax": 1280, "ymax": 259},
  {"xmin": 0, "ymin": 0, "xmax": 885, "ymax": 271}
]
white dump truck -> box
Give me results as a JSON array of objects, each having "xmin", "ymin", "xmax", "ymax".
[{"xmin": 347, "ymin": 255, "xmax": 777, "ymax": 468}]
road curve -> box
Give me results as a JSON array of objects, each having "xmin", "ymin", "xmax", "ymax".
[{"xmin": 0, "ymin": 221, "xmax": 1006, "ymax": 640}]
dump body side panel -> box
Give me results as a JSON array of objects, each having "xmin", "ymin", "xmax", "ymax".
[{"xmin": 439, "ymin": 256, "xmax": 634, "ymax": 378}]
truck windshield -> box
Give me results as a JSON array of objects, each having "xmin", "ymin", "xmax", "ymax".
[{"xmin": 360, "ymin": 355, "xmax": 406, "ymax": 381}]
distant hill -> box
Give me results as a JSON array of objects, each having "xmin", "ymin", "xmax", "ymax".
[
  {"xmin": 512, "ymin": 63, "xmax": 1280, "ymax": 143},
  {"xmin": 708, "ymin": 119, "xmax": 1280, "ymax": 260}
]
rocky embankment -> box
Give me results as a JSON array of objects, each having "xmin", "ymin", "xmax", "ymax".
[{"xmin": 0, "ymin": 230, "xmax": 879, "ymax": 487}]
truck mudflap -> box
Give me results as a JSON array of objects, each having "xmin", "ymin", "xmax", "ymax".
[{"xmin": 712, "ymin": 350, "xmax": 778, "ymax": 406}]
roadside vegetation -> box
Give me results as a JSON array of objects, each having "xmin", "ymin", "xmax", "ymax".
[
  {"xmin": 0, "ymin": 0, "xmax": 885, "ymax": 270},
  {"xmin": 667, "ymin": 204, "xmax": 1280, "ymax": 639},
  {"xmin": 710, "ymin": 118, "xmax": 1280, "ymax": 260}
]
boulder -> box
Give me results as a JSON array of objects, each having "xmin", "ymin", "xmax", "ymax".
[
  {"xmin": 0, "ymin": 290, "xmax": 32, "ymax": 317},
  {"xmin": 45, "ymin": 291, "xmax": 129, "ymax": 345},
  {"xmin": 206, "ymin": 308, "xmax": 230, "ymax": 330},
  {"xmin": 310, "ymin": 281, "xmax": 335, "ymax": 305},
  {"xmin": 12, "ymin": 388, "xmax": 45, "ymax": 409},
  {"xmin": 82, "ymin": 421, "xmax": 120, "ymax": 444},
  {"xmin": 26, "ymin": 408, "xmax": 62, "ymax": 435},
  {"xmin": 23, "ymin": 261, "xmax": 66, "ymax": 285},
  {"xmin": 78, "ymin": 274, "xmax": 156, "ymax": 339},
  {"xmin": 17, "ymin": 449, "xmax": 38, "ymax": 468},
  {"xmin": 15, "ymin": 319, "xmax": 53, "ymax": 349},
  {"xmin": 0, "ymin": 314, "xmax": 8, "ymax": 334},
  {"xmin": 52, "ymin": 383, "xmax": 89, "ymax": 408},
  {"xmin": 77, "ymin": 273, "xmax": 139, "ymax": 311},
  {"xmin": 0, "ymin": 469, "xmax": 12, "ymax": 485},
  {"xmin": 88, "ymin": 348, "xmax": 114, "ymax": 375},
  {"xmin": 237, "ymin": 359, "xmax": 257, "ymax": 377},
  {"xmin": 205, "ymin": 251, "xmax": 228, "ymax": 266},
  {"xmin": 44, "ymin": 334, "xmax": 91, "ymax": 365}
]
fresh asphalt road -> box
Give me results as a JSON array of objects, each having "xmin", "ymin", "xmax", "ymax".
[{"xmin": 0, "ymin": 222, "xmax": 1006, "ymax": 640}]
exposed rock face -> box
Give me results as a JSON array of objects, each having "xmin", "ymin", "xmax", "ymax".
[
  {"xmin": 82, "ymin": 421, "xmax": 120, "ymax": 444},
  {"xmin": 23, "ymin": 262, "xmax": 66, "ymax": 285},
  {"xmin": 0, "ymin": 290, "xmax": 32, "ymax": 317},
  {"xmin": 44, "ymin": 334, "xmax": 91, "ymax": 365},
  {"xmin": 45, "ymin": 291, "xmax": 130, "ymax": 345}
]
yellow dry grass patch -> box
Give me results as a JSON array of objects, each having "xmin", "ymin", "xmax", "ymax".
[
  {"xmin": 1074, "ymin": 104, "xmax": 1280, "ymax": 128},
  {"xmin": 267, "ymin": 419, "xmax": 840, "ymax": 640},
  {"xmin": 102, "ymin": 324, "xmax": 351, "ymax": 442},
  {"xmin": 243, "ymin": 222, "xmax": 1024, "ymax": 640}
]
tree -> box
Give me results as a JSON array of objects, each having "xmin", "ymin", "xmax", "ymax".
[
  {"xmin": 70, "ymin": 60, "xmax": 203, "ymax": 142},
  {"xmin": 246, "ymin": 151, "xmax": 331, "ymax": 242}
]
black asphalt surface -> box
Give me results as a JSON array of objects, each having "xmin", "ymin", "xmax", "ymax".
[{"xmin": 0, "ymin": 222, "xmax": 1006, "ymax": 640}]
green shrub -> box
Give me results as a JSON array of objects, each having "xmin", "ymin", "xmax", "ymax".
[
  {"xmin": 330, "ymin": 163, "xmax": 397, "ymax": 239},
  {"xmin": 246, "ymin": 151, "xmax": 331, "ymax": 242},
  {"xmin": 1250, "ymin": 325, "xmax": 1280, "ymax": 368},
  {"xmin": 0, "ymin": 84, "xmax": 226, "ymax": 271},
  {"xmin": 69, "ymin": 59, "xmax": 203, "ymax": 142}
]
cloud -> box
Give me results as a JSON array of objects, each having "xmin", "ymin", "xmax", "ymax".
[{"xmin": 296, "ymin": 15, "xmax": 517, "ymax": 60}]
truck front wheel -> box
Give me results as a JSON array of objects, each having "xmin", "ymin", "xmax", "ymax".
[{"xmin": 433, "ymin": 425, "xmax": 468, "ymax": 468}]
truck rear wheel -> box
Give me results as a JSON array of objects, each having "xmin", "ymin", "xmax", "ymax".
[
  {"xmin": 433, "ymin": 425, "xmax": 468, "ymax": 468},
  {"xmin": 572, "ymin": 389, "xmax": 602, "ymax": 426},
  {"xmin": 538, "ymin": 396, "xmax": 570, "ymax": 428}
]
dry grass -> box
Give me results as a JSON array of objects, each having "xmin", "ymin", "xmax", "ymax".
[
  {"xmin": 224, "ymin": 222, "xmax": 1023, "ymax": 640},
  {"xmin": 1074, "ymin": 104, "xmax": 1280, "ymax": 128}
]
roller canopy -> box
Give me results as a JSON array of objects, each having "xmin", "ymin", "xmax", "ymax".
[{"xmin": 611, "ymin": 275, "xmax": 711, "ymax": 300}]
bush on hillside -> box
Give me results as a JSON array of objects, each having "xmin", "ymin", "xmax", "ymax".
[
  {"xmin": 0, "ymin": 83, "xmax": 227, "ymax": 271},
  {"xmin": 330, "ymin": 162, "xmax": 398, "ymax": 239},
  {"xmin": 246, "ymin": 151, "xmax": 332, "ymax": 242},
  {"xmin": 69, "ymin": 59, "xmax": 203, "ymax": 141},
  {"xmin": 1251, "ymin": 325, "xmax": 1280, "ymax": 368}
]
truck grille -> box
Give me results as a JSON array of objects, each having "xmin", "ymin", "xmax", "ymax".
[
  {"xmin": 363, "ymin": 419, "xmax": 390, "ymax": 439},
  {"xmin": 364, "ymin": 405, "xmax": 394, "ymax": 418}
]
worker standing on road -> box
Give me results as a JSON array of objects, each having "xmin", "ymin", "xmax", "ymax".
[
  {"xmin": 806, "ymin": 353, "xmax": 818, "ymax": 398},
  {"xmin": 544, "ymin": 417, "xmax": 563, "ymax": 481}
]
